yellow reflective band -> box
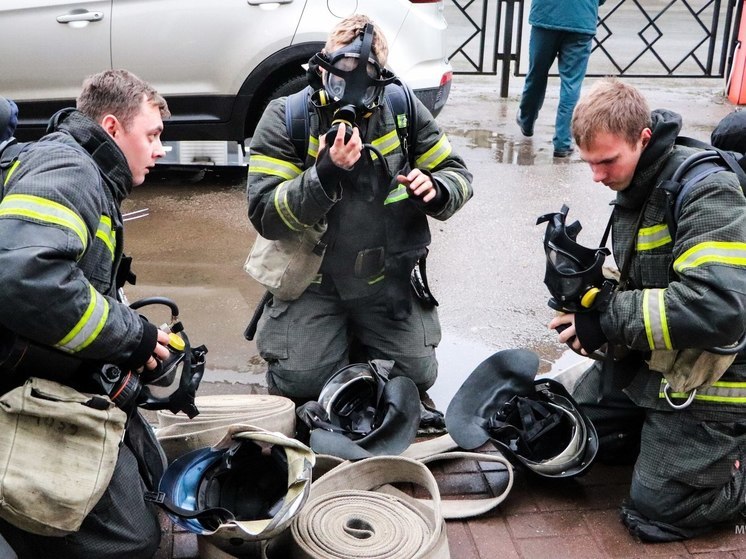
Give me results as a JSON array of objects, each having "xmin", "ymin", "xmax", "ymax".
[
  {"xmin": 674, "ymin": 241, "xmax": 746, "ymax": 273},
  {"xmin": 643, "ymin": 288, "xmax": 672, "ymax": 350},
  {"xmin": 659, "ymin": 379, "xmax": 746, "ymax": 404},
  {"xmin": 273, "ymin": 181, "xmax": 306, "ymax": 232},
  {"xmin": 439, "ymin": 169, "xmax": 470, "ymax": 198},
  {"xmin": 310, "ymin": 273, "xmax": 322, "ymax": 285},
  {"xmin": 3, "ymin": 160, "xmax": 20, "ymax": 186},
  {"xmin": 56, "ymin": 284, "xmax": 110, "ymax": 353},
  {"xmin": 308, "ymin": 136, "xmax": 319, "ymax": 159},
  {"xmin": 637, "ymin": 223, "xmax": 672, "ymax": 251},
  {"xmin": 370, "ymin": 130, "xmax": 401, "ymax": 160},
  {"xmin": 368, "ymin": 274, "xmax": 385, "ymax": 285},
  {"xmin": 416, "ymin": 134, "xmax": 452, "ymax": 170},
  {"xmin": 0, "ymin": 194, "xmax": 88, "ymax": 252},
  {"xmin": 249, "ymin": 155, "xmax": 302, "ymax": 180},
  {"xmin": 384, "ymin": 184, "xmax": 409, "ymax": 205},
  {"xmin": 96, "ymin": 215, "xmax": 116, "ymax": 261}
]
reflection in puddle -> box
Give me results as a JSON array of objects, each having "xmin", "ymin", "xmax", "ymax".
[{"xmin": 447, "ymin": 128, "xmax": 539, "ymax": 166}]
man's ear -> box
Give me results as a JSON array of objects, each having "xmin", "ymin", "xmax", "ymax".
[
  {"xmin": 640, "ymin": 127, "xmax": 652, "ymax": 149},
  {"xmin": 100, "ymin": 114, "xmax": 120, "ymax": 138}
]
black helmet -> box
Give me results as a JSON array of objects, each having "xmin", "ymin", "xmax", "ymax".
[
  {"xmin": 296, "ymin": 359, "xmax": 420, "ymax": 460},
  {"xmin": 445, "ymin": 349, "xmax": 598, "ymax": 478},
  {"xmin": 536, "ymin": 205, "xmax": 612, "ymax": 313}
]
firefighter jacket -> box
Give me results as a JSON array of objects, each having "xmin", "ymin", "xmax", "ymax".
[
  {"xmin": 581, "ymin": 109, "xmax": 746, "ymax": 412},
  {"xmin": 247, "ymin": 90, "xmax": 473, "ymax": 304},
  {"xmin": 0, "ymin": 109, "xmax": 158, "ymax": 377}
]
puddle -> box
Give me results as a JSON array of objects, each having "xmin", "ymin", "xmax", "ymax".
[{"xmin": 445, "ymin": 127, "xmax": 541, "ymax": 165}]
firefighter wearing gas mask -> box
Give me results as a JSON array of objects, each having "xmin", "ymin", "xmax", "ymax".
[{"xmin": 247, "ymin": 15, "xmax": 473, "ymax": 410}]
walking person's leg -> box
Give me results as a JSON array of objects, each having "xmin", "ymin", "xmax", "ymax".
[
  {"xmin": 518, "ymin": 27, "xmax": 562, "ymax": 136},
  {"xmin": 553, "ymin": 31, "xmax": 593, "ymax": 155}
]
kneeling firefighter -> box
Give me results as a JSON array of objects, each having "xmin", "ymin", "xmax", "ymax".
[
  {"xmin": 0, "ymin": 292, "xmax": 206, "ymax": 557},
  {"xmin": 245, "ymin": 15, "xmax": 473, "ymax": 419}
]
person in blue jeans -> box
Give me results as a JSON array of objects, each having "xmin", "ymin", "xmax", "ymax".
[{"xmin": 516, "ymin": 0, "xmax": 605, "ymax": 158}]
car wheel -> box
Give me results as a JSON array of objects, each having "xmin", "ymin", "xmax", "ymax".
[{"xmin": 269, "ymin": 74, "xmax": 310, "ymax": 102}]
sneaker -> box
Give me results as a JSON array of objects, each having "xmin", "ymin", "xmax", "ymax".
[
  {"xmin": 553, "ymin": 147, "xmax": 574, "ymax": 158},
  {"xmin": 515, "ymin": 112, "xmax": 533, "ymax": 137}
]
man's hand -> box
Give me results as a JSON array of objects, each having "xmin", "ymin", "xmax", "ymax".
[
  {"xmin": 397, "ymin": 168, "xmax": 436, "ymax": 203},
  {"xmin": 144, "ymin": 329, "xmax": 171, "ymax": 371},
  {"xmin": 548, "ymin": 313, "xmax": 588, "ymax": 355},
  {"xmin": 319, "ymin": 122, "xmax": 362, "ymax": 170}
]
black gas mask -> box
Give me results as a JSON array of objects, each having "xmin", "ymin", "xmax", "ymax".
[
  {"xmin": 536, "ymin": 205, "xmax": 614, "ymax": 313},
  {"xmin": 309, "ymin": 23, "xmax": 395, "ymax": 146}
]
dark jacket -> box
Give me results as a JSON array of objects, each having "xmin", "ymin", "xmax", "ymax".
[
  {"xmin": 577, "ymin": 109, "xmax": 746, "ymax": 411},
  {"xmin": 0, "ymin": 109, "xmax": 157, "ymax": 374},
  {"xmin": 247, "ymin": 90, "xmax": 473, "ymax": 301},
  {"xmin": 529, "ymin": 0, "xmax": 605, "ymax": 35}
]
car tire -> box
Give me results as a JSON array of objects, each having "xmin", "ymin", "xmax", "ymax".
[{"xmin": 269, "ymin": 74, "xmax": 310, "ymax": 102}]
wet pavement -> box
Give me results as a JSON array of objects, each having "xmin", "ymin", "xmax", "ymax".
[{"xmin": 126, "ymin": 72, "xmax": 746, "ymax": 558}]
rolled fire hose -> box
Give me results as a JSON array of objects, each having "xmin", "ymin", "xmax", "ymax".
[
  {"xmin": 290, "ymin": 456, "xmax": 449, "ymax": 559},
  {"xmin": 155, "ymin": 394, "xmax": 296, "ymax": 462}
]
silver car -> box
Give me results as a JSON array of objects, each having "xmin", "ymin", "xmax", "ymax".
[{"xmin": 0, "ymin": 0, "xmax": 452, "ymax": 143}]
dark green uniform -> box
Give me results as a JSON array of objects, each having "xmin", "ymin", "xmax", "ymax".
[
  {"xmin": 247, "ymin": 92, "xmax": 472, "ymax": 399},
  {"xmin": 573, "ymin": 109, "xmax": 746, "ymax": 539}
]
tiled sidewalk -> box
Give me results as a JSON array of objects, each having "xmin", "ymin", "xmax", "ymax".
[{"xmin": 155, "ymin": 443, "xmax": 746, "ymax": 559}]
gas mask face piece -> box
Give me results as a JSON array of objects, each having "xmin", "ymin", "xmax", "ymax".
[
  {"xmin": 536, "ymin": 204, "xmax": 612, "ymax": 313},
  {"xmin": 309, "ymin": 23, "xmax": 396, "ymax": 143}
]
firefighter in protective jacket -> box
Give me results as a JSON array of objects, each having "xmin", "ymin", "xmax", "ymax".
[
  {"xmin": 550, "ymin": 78, "xmax": 746, "ymax": 542},
  {"xmin": 247, "ymin": 15, "xmax": 473, "ymax": 402},
  {"xmin": 0, "ymin": 70, "xmax": 171, "ymax": 558}
]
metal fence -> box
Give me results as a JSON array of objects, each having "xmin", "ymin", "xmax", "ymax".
[{"xmin": 446, "ymin": 0, "xmax": 743, "ymax": 96}]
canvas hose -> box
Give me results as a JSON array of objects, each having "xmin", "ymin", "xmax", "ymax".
[
  {"xmin": 155, "ymin": 394, "xmax": 296, "ymax": 462},
  {"xmin": 290, "ymin": 456, "xmax": 449, "ymax": 559},
  {"xmin": 402, "ymin": 434, "xmax": 515, "ymax": 519}
]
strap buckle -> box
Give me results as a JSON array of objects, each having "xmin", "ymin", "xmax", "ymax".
[{"xmin": 662, "ymin": 382, "xmax": 696, "ymax": 410}]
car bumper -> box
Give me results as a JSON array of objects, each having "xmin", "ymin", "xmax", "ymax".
[{"xmin": 413, "ymin": 71, "xmax": 452, "ymax": 117}]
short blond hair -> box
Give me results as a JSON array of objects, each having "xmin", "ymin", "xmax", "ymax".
[
  {"xmin": 572, "ymin": 78, "xmax": 651, "ymax": 149},
  {"xmin": 325, "ymin": 14, "xmax": 389, "ymax": 67}
]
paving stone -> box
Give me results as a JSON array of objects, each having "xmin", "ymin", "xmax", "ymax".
[
  {"xmin": 506, "ymin": 510, "xmax": 589, "ymax": 539},
  {"xmin": 463, "ymin": 515, "xmax": 521, "ymax": 559},
  {"xmin": 514, "ymin": 535, "xmax": 604, "ymax": 559},
  {"xmin": 446, "ymin": 521, "xmax": 481, "ymax": 559}
]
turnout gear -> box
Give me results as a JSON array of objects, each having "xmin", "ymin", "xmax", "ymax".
[
  {"xmin": 296, "ymin": 360, "xmax": 421, "ymax": 460},
  {"xmin": 446, "ymin": 349, "xmax": 598, "ymax": 478},
  {"xmin": 247, "ymin": 27, "xmax": 472, "ymax": 399},
  {"xmin": 571, "ymin": 108, "xmax": 746, "ymax": 540},
  {"xmin": 0, "ymin": 106, "xmax": 166, "ymax": 556},
  {"xmin": 0, "ymin": 109, "xmax": 160, "ymax": 382}
]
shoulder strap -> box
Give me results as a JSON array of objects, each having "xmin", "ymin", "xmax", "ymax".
[
  {"xmin": 0, "ymin": 139, "xmax": 30, "ymax": 197},
  {"xmin": 284, "ymin": 86, "xmax": 312, "ymax": 163},
  {"xmin": 384, "ymin": 81, "xmax": 417, "ymax": 169},
  {"xmin": 659, "ymin": 144, "xmax": 746, "ymax": 237}
]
